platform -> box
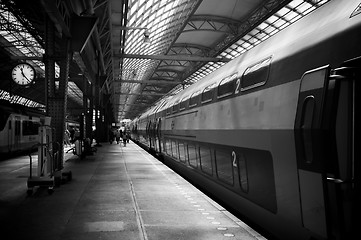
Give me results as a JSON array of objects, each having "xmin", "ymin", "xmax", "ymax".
[{"xmin": 0, "ymin": 142, "xmax": 265, "ymax": 240}]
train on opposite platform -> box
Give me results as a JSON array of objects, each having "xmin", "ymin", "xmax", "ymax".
[
  {"xmin": 0, "ymin": 100, "xmax": 79, "ymax": 155},
  {"xmin": 0, "ymin": 100, "xmax": 44, "ymax": 154},
  {"xmin": 130, "ymin": 1, "xmax": 359, "ymax": 240}
]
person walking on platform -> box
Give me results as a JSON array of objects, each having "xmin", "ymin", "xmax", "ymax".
[
  {"xmin": 115, "ymin": 129, "xmax": 121, "ymax": 144},
  {"xmin": 126, "ymin": 130, "xmax": 130, "ymax": 143},
  {"xmin": 122, "ymin": 130, "xmax": 127, "ymax": 147}
]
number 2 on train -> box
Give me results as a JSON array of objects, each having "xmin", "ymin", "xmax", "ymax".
[{"xmin": 232, "ymin": 151, "xmax": 237, "ymax": 168}]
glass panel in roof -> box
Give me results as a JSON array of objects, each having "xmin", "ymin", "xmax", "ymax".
[
  {"xmin": 288, "ymin": 0, "xmax": 304, "ymax": 9},
  {"xmin": 0, "ymin": 90, "xmax": 45, "ymax": 108},
  {"xmin": 119, "ymin": 0, "xmax": 196, "ymax": 108}
]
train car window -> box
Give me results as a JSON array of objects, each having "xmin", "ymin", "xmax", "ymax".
[
  {"xmin": 172, "ymin": 102, "xmax": 179, "ymax": 113},
  {"xmin": 241, "ymin": 56, "xmax": 272, "ymax": 91},
  {"xmin": 189, "ymin": 90, "xmax": 201, "ymax": 108},
  {"xmin": 188, "ymin": 144, "xmax": 198, "ymax": 168},
  {"xmin": 171, "ymin": 140, "xmax": 179, "ymax": 161},
  {"xmin": 217, "ymin": 73, "xmax": 238, "ymax": 99},
  {"xmin": 164, "ymin": 139, "xmax": 172, "ymax": 156},
  {"xmin": 178, "ymin": 142, "xmax": 187, "ymax": 163},
  {"xmin": 166, "ymin": 107, "xmax": 172, "ymax": 115},
  {"xmin": 23, "ymin": 120, "xmax": 39, "ymax": 136},
  {"xmin": 242, "ymin": 149, "xmax": 276, "ymax": 212},
  {"xmin": 179, "ymin": 96, "xmax": 189, "ymax": 111},
  {"xmin": 15, "ymin": 119, "xmax": 20, "ymax": 136},
  {"xmin": 201, "ymin": 83, "xmax": 216, "ymax": 103},
  {"xmin": 199, "ymin": 146, "xmax": 213, "ymax": 175},
  {"xmin": 238, "ymin": 152, "xmax": 249, "ymax": 193},
  {"xmin": 215, "ymin": 149, "xmax": 234, "ymax": 185}
]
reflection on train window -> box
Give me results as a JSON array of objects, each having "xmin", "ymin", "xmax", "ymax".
[
  {"xmin": 171, "ymin": 140, "xmax": 179, "ymax": 161},
  {"xmin": 188, "ymin": 144, "xmax": 198, "ymax": 168},
  {"xmin": 238, "ymin": 153, "xmax": 249, "ymax": 193},
  {"xmin": 178, "ymin": 142, "xmax": 187, "ymax": 163},
  {"xmin": 201, "ymin": 83, "xmax": 216, "ymax": 103},
  {"xmin": 199, "ymin": 146, "xmax": 213, "ymax": 175},
  {"xmin": 164, "ymin": 139, "xmax": 172, "ymax": 156},
  {"xmin": 189, "ymin": 90, "xmax": 201, "ymax": 107},
  {"xmin": 241, "ymin": 56, "xmax": 272, "ymax": 91},
  {"xmin": 218, "ymin": 73, "xmax": 237, "ymax": 98},
  {"xmin": 215, "ymin": 149, "xmax": 234, "ymax": 185}
]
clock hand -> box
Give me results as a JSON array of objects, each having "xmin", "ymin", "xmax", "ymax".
[{"xmin": 20, "ymin": 68, "xmax": 31, "ymax": 83}]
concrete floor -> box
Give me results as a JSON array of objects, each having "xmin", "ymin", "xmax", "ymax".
[{"xmin": 0, "ymin": 141, "xmax": 265, "ymax": 240}]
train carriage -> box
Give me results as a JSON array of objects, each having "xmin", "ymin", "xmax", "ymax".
[
  {"xmin": 0, "ymin": 100, "xmax": 42, "ymax": 154},
  {"xmin": 131, "ymin": 1, "xmax": 360, "ymax": 240}
]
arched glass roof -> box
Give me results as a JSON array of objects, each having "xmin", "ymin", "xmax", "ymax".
[
  {"xmin": 166, "ymin": 0, "xmax": 331, "ymax": 97},
  {"xmin": 115, "ymin": 0, "xmax": 198, "ymax": 120}
]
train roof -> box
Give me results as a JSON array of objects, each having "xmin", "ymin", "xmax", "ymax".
[{"xmin": 137, "ymin": 0, "xmax": 361, "ymax": 120}]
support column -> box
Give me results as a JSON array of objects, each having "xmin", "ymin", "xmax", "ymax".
[
  {"xmin": 45, "ymin": 16, "xmax": 71, "ymax": 169},
  {"xmin": 82, "ymin": 76, "xmax": 93, "ymax": 153}
]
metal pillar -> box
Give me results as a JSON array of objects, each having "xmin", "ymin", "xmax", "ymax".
[
  {"xmin": 83, "ymin": 77, "xmax": 93, "ymax": 139},
  {"xmin": 45, "ymin": 16, "xmax": 71, "ymax": 169}
]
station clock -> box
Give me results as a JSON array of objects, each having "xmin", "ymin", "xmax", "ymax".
[{"xmin": 11, "ymin": 62, "xmax": 36, "ymax": 86}]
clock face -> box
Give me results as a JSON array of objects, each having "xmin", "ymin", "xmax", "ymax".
[{"xmin": 11, "ymin": 63, "xmax": 36, "ymax": 86}]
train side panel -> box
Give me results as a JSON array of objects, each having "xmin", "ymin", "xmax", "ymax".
[
  {"xmin": 132, "ymin": 1, "xmax": 360, "ymax": 239},
  {"xmin": 0, "ymin": 114, "xmax": 41, "ymax": 154}
]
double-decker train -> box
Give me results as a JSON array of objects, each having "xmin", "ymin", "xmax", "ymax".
[{"xmin": 130, "ymin": 1, "xmax": 359, "ymax": 240}]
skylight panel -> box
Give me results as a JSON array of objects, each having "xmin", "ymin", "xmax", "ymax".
[
  {"xmin": 267, "ymin": 15, "xmax": 278, "ymax": 24},
  {"xmin": 146, "ymin": 0, "xmax": 153, "ymax": 10},
  {"xmin": 0, "ymin": 90, "xmax": 44, "ymax": 108},
  {"xmin": 284, "ymin": 10, "xmax": 299, "ymax": 22},
  {"xmin": 288, "ymin": 0, "xmax": 304, "ymax": 9}
]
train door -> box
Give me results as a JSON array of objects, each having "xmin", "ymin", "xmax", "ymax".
[
  {"xmin": 294, "ymin": 61, "xmax": 358, "ymax": 240},
  {"xmin": 156, "ymin": 118, "xmax": 162, "ymax": 153},
  {"xmin": 12, "ymin": 116, "xmax": 21, "ymax": 151},
  {"xmin": 147, "ymin": 120, "xmax": 152, "ymax": 149}
]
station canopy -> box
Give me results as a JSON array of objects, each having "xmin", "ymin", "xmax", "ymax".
[{"xmin": 0, "ymin": 0, "xmax": 331, "ymax": 121}]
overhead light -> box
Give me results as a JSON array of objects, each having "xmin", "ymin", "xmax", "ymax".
[
  {"xmin": 143, "ymin": 29, "xmax": 150, "ymax": 43},
  {"xmin": 117, "ymin": 26, "xmax": 150, "ymax": 44}
]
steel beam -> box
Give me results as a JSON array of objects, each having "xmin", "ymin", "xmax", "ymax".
[
  {"xmin": 114, "ymin": 53, "xmax": 231, "ymax": 62},
  {"xmin": 113, "ymin": 79, "xmax": 182, "ymax": 85},
  {"xmin": 115, "ymin": 92, "xmax": 168, "ymax": 97},
  {"xmin": 115, "ymin": 103, "xmax": 152, "ymax": 106}
]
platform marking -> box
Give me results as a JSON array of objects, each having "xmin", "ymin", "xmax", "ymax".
[
  {"xmin": 120, "ymin": 147, "xmax": 148, "ymax": 240},
  {"xmin": 217, "ymin": 227, "xmax": 227, "ymax": 231},
  {"xmin": 131, "ymin": 143, "xmax": 262, "ymax": 240},
  {"xmin": 224, "ymin": 233, "xmax": 235, "ymax": 237}
]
